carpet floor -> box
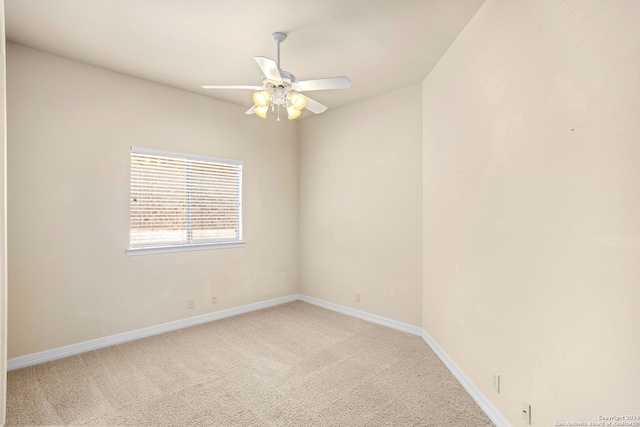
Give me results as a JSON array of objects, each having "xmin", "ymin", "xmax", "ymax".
[{"xmin": 6, "ymin": 301, "xmax": 494, "ymax": 426}]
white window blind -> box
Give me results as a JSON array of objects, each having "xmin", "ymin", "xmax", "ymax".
[{"xmin": 128, "ymin": 147, "xmax": 243, "ymax": 255}]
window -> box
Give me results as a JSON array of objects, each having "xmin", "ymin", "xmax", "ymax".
[{"xmin": 127, "ymin": 147, "xmax": 244, "ymax": 255}]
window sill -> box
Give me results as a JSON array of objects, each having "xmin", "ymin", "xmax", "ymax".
[{"xmin": 126, "ymin": 241, "xmax": 246, "ymax": 256}]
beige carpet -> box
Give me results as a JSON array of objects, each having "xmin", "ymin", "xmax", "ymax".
[{"xmin": 7, "ymin": 301, "xmax": 494, "ymax": 426}]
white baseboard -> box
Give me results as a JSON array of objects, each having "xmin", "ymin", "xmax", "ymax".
[
  {"xmin": 298, "ymin": 294, "xmax": 423, "ymax": 336},
  {"xmin": 420, "ymin": 330, "xmax": 510, "ymax": 427},
  {"xmin": 7, "ymin": 294, "xmax": 298, "ymax": 371},
  {"xmin": 7, "ymin": 293, "xmax": 511, "ymax": 427},
  {"xmin": 299, "ymin": 296, "xmax": 508, "ymax": 426}
]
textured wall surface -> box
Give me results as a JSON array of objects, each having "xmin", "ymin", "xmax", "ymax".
[
  {"xmin": 422, "ymin": 0, "xmax": 640, "ymax": 424},
  {"xmin": 299, "ymin": 84, "xmax": 423, "ymax": 327},
  {"xmin": 7, "ymin": 43, "xmax": 298, "ymax": 358}
]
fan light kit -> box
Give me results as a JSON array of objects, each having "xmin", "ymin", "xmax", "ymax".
[{"xmin": 202, "ymin": 32, "xmax": 350, "ymax": 120}]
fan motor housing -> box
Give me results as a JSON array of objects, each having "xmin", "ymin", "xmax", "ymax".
[{"xmin": 262, "ymin": 70, "xmax": 296, "ymax": 105}]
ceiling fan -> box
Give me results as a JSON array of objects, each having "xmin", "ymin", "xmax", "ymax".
[{"xmin": 202, "ymin": 32, "xmax": 351, "ymax": 120}]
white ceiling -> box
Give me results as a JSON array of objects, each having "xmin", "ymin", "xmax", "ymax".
[{"xmin": 5, "ymin": 0, "xmax": 485, "ymax": 115}]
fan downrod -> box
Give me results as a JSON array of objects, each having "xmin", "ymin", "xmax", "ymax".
[{"xmin": 271, "ymin": 32, "xmax": 287, "ymax": 69}]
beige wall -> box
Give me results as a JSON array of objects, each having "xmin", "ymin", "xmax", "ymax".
[
  {"xmin": 299, "ymin": 84, "xmax": 423, "ymax": 327},
  {"xmin": 422, "ymin": 0, "xmax": 640, "ymax": 425},
  {"xmin": 7, "ymin": 43, "xmax": 298, "ymax": 358},
  {"xmin": 1, "ymin": 1, "xmax": 7, "ymax": 422}
]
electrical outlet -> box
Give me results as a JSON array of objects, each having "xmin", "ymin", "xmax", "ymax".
[
  {"xmin": 212, "ymin": 294, "xmax": 217, "ymax": 304},
  {"xmin": 522, "ymin": 402, "xmax": 531, "ymax": 425},
  {"xmin": 492, "ymin": 373, "xmax": 500, "ymax": 393},
  {"xmin": 188, "ymin": 298, "xmax": 195, "ymax": 309},
  {"xmin": 355, "ymin": 293, "xmax": 360, "ymax": 302}
]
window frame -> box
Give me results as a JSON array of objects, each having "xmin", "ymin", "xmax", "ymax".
[{"xmin": 126, "ymin": 146, "xmax": 245, "ymax": 256}]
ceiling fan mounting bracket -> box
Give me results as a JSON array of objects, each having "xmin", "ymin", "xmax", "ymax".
[{"xmin": 271, "ymin": 32, "xmax": 287, "ymax": 44}]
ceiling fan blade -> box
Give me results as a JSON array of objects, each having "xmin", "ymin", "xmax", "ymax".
[
  {"xmin": 293, "ymin": 76, "xmax": 351, "ymax": 92},
  {"xmin": 302, "ymin": 95, "xmax": 328, "ymax": 114},
  {"xmin": 202, "ymin": 85, "xmax": 263, "ymax": 90},
  {"xmin": 245, "ymin": 105, "xmax": 256, "ymax": 115},
  {"xmin": 255, "ymin": 56, "xmax": 282, "ymax": 84}
]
